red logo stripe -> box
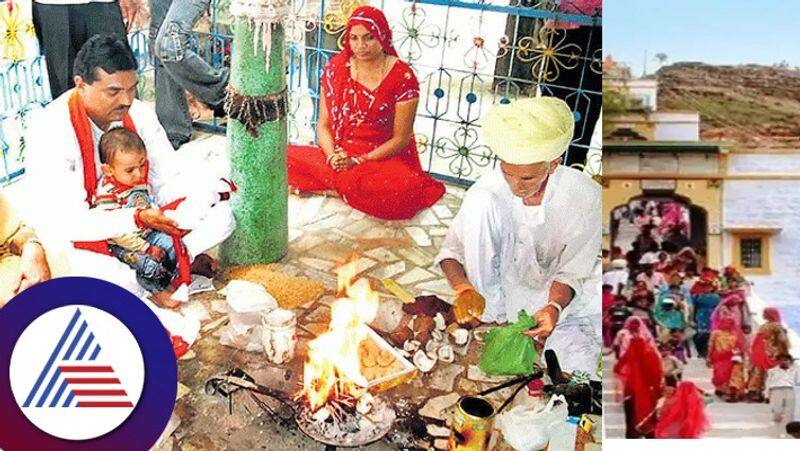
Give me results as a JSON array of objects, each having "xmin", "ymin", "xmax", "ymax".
[
  {"xmin": 72, "ymin": 389, "xmax": 128, "ymax": 396},
  {"xmin": 59, "ymin": 366, "xmax": 114, "ymax": 373},
  {"xmin": 77, "ymin": 401, "xmax": 134, "ymax": 408},
  {"xmin": 65, "ymin": 378, "xmax": 121, "ymax": 384}
]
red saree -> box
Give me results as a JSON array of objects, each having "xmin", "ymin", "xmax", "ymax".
[
  {"xmin": 748, "ymin": 308, "xmax": 790, "ymax": 394},
  {"xmin": 655, "ymin": 382, "xmax": 710, "ymax": 438},
  {"xmin": 287, "ymin": 6, "xmax": 445, "ymax": 220},
  {"xmin": 614, "ymin": 337, "xmax": 663, "ymax": 437}
]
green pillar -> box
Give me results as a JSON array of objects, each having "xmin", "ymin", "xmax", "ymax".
[{"xmin": 221, "ymin": 20, "xmax": 288, "ymax": 264}]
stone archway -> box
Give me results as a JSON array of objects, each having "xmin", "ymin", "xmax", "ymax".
[
  {"xmin": 609, "ymin": 194, "xmax": 708, "ymax": 261},
  {"xmin": 603, "ymin": 178, "xmax": 723, "ymax": 267}
]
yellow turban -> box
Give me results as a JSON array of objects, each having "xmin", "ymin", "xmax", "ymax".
[{"xmin": 482, "ymin": 96, "xmax": 575, "ymax": 165}]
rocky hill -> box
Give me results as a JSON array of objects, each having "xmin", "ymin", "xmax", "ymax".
[{"xmin": 656, "ymin": 62, "xmax": 800, "ymax": 148}]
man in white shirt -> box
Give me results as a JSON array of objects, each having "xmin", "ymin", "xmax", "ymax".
[
  {"xmin": 32, "ymin": 0, "xmax": 141, "ymax": 97},
  {"xmin": 435, "ymin": 97, "xmax": 601, "ymax": 377},
  {"xmin": 24, "ymin": 34, "xmax": 235, "ymax": 300},
  {"xmin": 636, "ymin": 256, "xmax": 668, "ymax": 293},
  {"xmin": 603, "ymin": 259, "xmax": 629, "ymax": 295}
]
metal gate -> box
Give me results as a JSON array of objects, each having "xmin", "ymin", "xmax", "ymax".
[{"xmin": 1, "ymin": 0, "xmax": 601, "ymax": 185}]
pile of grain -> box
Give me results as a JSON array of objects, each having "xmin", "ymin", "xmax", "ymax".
[{"xmin": 224, "ymin": 264, "xmax": 326, "ymax": 309}]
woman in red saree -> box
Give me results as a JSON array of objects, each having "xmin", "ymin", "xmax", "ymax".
[
  {"xmin": 655, "ymin": 381, "xmax": 710, "ymax": 438},
  {"xmin": 614, "ymin": 336, "xmax": 664, "ymax": 438},
  {"xmin": 287, "ymin": 6, "xmax": 445, "ymax": 220},
  {"xmin": 747, "ymin": 307, "xmax": 790, "ymax": 402},
  {"xmin": 707, "ymin": 316, "xmax": 747, "ymax": 402}
]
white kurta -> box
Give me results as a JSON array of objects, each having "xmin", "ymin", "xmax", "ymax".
[
  {"xmin": 436, "ymin": 165, "xmax": 601, "ymax": 377},
  {"xmin": 602, "ymin": 268, "xmax": 629, "ymax": 295},
  {"xmin": 23, "ymin": 90, "xmax": 235, "ymax": 298}
]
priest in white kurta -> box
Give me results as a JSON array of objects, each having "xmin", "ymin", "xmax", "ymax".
[
  {"xmin": 436, "ymin": 97, "xmax": 601, "ymax": 378},
  {"xmin": 22, "ymin": 34, "xmax": 234, "ymax": 301}
]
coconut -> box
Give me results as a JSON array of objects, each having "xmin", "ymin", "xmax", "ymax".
[
  {"xmin": 437, "ymin": 345, "xmax": 455, "ymax": 363},
  {"xmin": 413, "ymin": 349, "xmax": 437, "ymax": 372},
  {"xmin": 403, "ymin": 339, "xmax": 421, "ymax": 353},
  {"xmin": 450, "ymin": 328, "xmax": 470, "ymax": 346}
]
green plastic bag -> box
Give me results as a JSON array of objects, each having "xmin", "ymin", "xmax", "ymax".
[{"xmin": 478, "ymin": 310, "xmax": 538, "ymax": 376}]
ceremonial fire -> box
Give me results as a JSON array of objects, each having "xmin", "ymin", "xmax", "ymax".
[{"xmin": 295, "ymin": 260, "xmax": 379, "ymax": 417}]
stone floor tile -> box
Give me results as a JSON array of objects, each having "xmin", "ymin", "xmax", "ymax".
[
  {"xmin": 405, "ymin": 226, "xmax": 432, "ymax": 247},
  {"xmin": 369, "ymin": 261, "xmax": 407, "ymax": 280},
  {"xmin": 396, "ymin": 267, "xmax": 436, "ymax": 285},
  {"xmin": 432, "ymin": 205, "xmax": 453, "ymax": 219},
  {"xmin": 363, "ymin": 247, "xmax": 400, "ymax": 263}
]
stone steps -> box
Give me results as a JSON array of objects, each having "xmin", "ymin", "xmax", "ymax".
[{"xmin": 603, "ymin": 355, "xmax": 782, "ymax": 438}]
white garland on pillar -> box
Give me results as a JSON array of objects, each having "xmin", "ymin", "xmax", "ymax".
[{"xmin": 229, "ymin": 0, "xmax": 311, "ymax": 70}]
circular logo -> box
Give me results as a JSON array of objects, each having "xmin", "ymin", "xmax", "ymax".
[
  {"xmin": 10, "ymin": 305, "xmax": 146, "ymax": 440},
  {"xmin": 0, "ymin": 277, "xmax": 177, "ymax": 450}
]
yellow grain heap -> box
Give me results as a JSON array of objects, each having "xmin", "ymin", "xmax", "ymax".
[{"xmin": 225, "ymin": 264, "xmax": 326, "ymax": 309}]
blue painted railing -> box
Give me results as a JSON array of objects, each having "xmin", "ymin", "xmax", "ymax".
[{"xmin": 1, "ymin": 0, "xmax": 601, "ymax": 186}]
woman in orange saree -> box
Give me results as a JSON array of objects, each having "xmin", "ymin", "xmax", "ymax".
[{"xmin": 707, "ymin": 316, "xmax": 747, "ymax": 402}]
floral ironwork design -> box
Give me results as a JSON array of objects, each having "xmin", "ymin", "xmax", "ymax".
[
  {"xmin": 434, "ymin": 126, "xmax": 493, "ymax": 178},
  {"xmin": 516, "ymin": 27, "xmax": 582, "ymax": 83},
  {"xmin": 321, "ymin": 0, "xmax": 367, "ymax": 49},
  {"xmin": 0, "ymin": 0, "xmax": 35, "ymax": 62},
  {"xmin": 393, "ymin": 3, "xmax": 446, "ymax": 63}
]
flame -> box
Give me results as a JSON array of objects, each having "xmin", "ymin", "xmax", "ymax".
[{"xmin": 299, "ymin": 259, "xmax": 379, "ymax": 412}]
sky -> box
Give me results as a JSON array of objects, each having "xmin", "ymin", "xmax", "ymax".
[{"xmin": 604, "ymin": 0, "xmax": 800, "ymax": 76}]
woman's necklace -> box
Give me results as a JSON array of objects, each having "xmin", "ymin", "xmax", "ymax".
[
  {"xmin": 352, "ymin": 54, "xmax": 389, "ymax": 126},
  {"xmin": 353, "ymin": 54, "xmax": 389, "ymax": 91}
]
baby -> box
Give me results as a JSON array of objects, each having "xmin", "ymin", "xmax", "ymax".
[{"xmin": 92, "ymin": 127, "xmax": 180, "ymax": 308}]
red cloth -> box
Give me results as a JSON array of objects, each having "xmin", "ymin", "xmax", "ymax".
[
  {"xmin": 763, "ymin": 307, "xmax": 782, "ymax": 323},
  {"xmin": 69, "ymin": 90, "xmax": 138, "ymax": 254},
  {"xmin": 691, "ymin": 269, "xmax": 719, "ymax": 295},
  {"xmin": 287, "ymin": 7, "xmax": 444, "ymax": 220},
  {"xmin": 750, "ymin": 308, "xmax": 783, "ymax": 371},
  {"xmin": 171, "ymin": 334, "xmax": 190, "ymax": 359},
  {"xmin": 67, "ymin": 90, "xmax": 191, "ymax": 286},
  {"xmin": 655, "ymin": 382, "xmax": 710, "ymax": 438},
  {"xmin": 602, "ymin": 291, "xmax": 614, "ymax": 315},
  {"xmin": 614, "ymin": 337, "xmax": 663, "ymax": 435},
  {"xmin": 342, "ymin": 6, "xmax": 398, "ymax": 58}
]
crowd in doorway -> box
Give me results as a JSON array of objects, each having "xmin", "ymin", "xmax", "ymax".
[{"xmin": 603, "ymin": 199, "xmax": 800, "ymax": 439}]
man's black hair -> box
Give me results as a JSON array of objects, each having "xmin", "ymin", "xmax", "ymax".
[
  {"xmin": 73, "ymin": 34, "xmax": 137, "ymax": 84},
  {"xmin": 786, "ymin": 421, "xmax": 800, "ymax": 434}
]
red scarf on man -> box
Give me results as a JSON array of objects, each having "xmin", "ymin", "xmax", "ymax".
[{"xmin": 68, "ymin": 90, "xmax": 191, "ymax": 286}]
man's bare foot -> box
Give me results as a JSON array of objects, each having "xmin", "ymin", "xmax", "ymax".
[
  {"xmin": 191, "ymin": 253, "xmax": 217, "ymax": 278},
  {"xmin": 152, "ymin": 290, "xmax": 181, "ymax": 309}
]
